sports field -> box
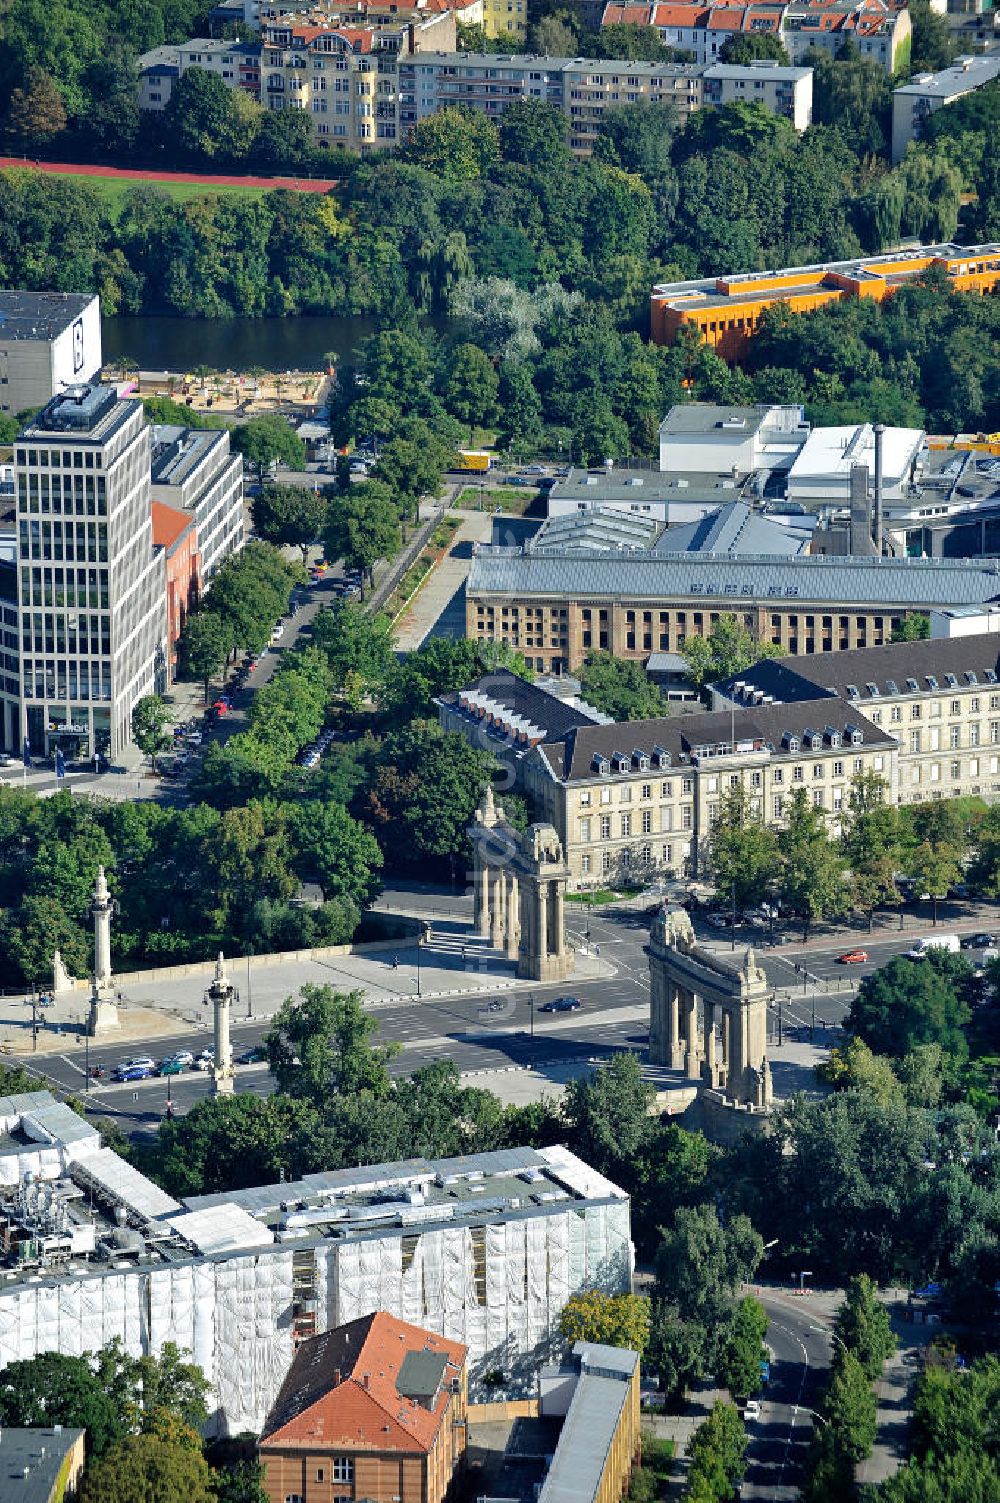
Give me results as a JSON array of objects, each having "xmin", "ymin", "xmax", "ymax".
[{"xmin": 0, "ymin": 156, "xmax": 338, "ymax": 212}]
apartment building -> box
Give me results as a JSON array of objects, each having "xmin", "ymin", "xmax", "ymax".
[
  {"xmin": 651, "ymin": 242, "xmax": 1000, "ymax": 360},
  {"xmin": 603, "ymin": 0, "xmax": 911, "ymax": 71},
  {"xmin": 891, "ymin": 54, "xmax": 1000, "ymax": 163},
  {"xmin": 13, "ymin": 385, "xmax": 165, "ymax": 760},
  {"xmin": 149, "ymin": 424, "xmax": 244, "ymax": 584},
  {"xmin": 712, "ymin": 631, "xmax": 1000, "ymax": 805},
  {"xmin": 465, "ymin": 515, "xmax": 1000, "ymax": 673},
  {"xmin": 518, "ymin": 698, "xmax": 894, "ymax": 884},
  {"xmin": 138, "ymin": 39, "xmax": 262, "ymax": 111},
  {"xmin": 702, "ymin": 59, "xmax": 812, "ymax": 131}
]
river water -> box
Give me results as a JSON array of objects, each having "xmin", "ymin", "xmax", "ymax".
[{"xmin": 101, "ymin": 314, "xmax": 395, "ymax": 373}]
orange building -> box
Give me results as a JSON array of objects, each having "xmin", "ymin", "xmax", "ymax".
[
  {"xmin": 651, "ymin": 242, "xmax": 1000, "ymax": 361},
  {"xmin": 151, "ymin": 500, "xmax": 200, "ymax": 682},
  {"xmin": 259, "ymin": 1312, "xmax": 468, "ymax": 1503}
]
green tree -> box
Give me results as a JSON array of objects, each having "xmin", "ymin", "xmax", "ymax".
[
  {"xmin": 289, "ymin": 800, "xmax": 383, "ymax": 909},
  {"xmin": 821, "ymin": 1347, "xmax": 878, "ymax": 1463},
  {"xmin": 498, "ymin": 97, "xmax": 570, "ymax": 173},
  {"xmin": 264, "ymin": 983, "xmax": 399, "ymax": 1104},
  {"xmin": 891, "ymin": 613, "xmax": 931, "ymax": 642},
  {"xmin": 131, "ymin": 694, "xmax": 172, "ymax": 772},
  {"xmin": 707, "ymin": 786, "xmax": 780, "ymax": 915},
  {"xmin": 564, "ymin": 1053, "xmax": 655, "ymax": 1179},
  {"xmin": 909, "ymin": 0, "xmax": 956, "ymax": 71},
  {"xmin": 439, "ymin": 342, "xmax": 499, "ymax": 434},
  {"xmin": 592, "ymin": 22, "xmax": 687, "ymax": 61},
  {"xmin": 324, "ymin": 481, "xmax": 401, "ymax": 596},
  {"xmin": 685, "ymin": 1401, "xmax": 748, "ymax": 1501},
  {"xmin": 907, "ymin": 838, "xmax": 962, "ymax": 926},
  {"xmin": 847, "ymin": 953, "xmax": 972, "ymax": 1063},
  {"xmin": 833, "ymin": 1275, "xmax": 896, "ymax": 1381},
  {"xmin": 593, "ymin": 99, "xmax": 678, "ymax": 179},
  {"xmin": 178, "ymin": 609, "xmax": 234, "ymax": 702},
  {"xmin": 2, "ymin": 66, "xmax": 66, "ymax": 149},
  {"xmin": 577, "ymin": 652, "xmax": 666, "ymax": 720},
  {"xmin": 231, "ymin": 414, "xmax": 305, "ymax": 483},
  {"xmin": 528, "ymin": 14, "xmax": 578, "ymax": 53},
  {"xmin": 718, "ymin": 1296, "xmax": 769, "ymax": 1399},
  {"xmin": 401, "ymin": 105, "xmax": 499, "ymax": 182},
  {"xmin": 80, "ymin": 1427, "xmax": 213, "ymax": 1503},
  {"xmin": 310, "ymin": 601, "xmax": 395, "ymax": 709},
  {"xmin": 841, "ymin": 772, "xmax": 901, "ymax": 928},
  {"xmin": 681, "ymin": 614, "xmax": 779, "ymax": 689},
  {"xmin": 776, "ymin": 787, "xmax": 847, "ymax": 940},
  {"xmin": 719, "ymin": 33, "xmax": 789, "ymax": 63},
  {"xmin": 253, "ymin": 483, "xmax": 329, "ymax": 565},
  {"xmin": 968, "ymin": 803, "xmax": 1000, "ymax": 899},
  {"xmin": 365, "ymin": 721, "xmax": 494, "ymax": 871},
  {"xmin": 558, "ymin": 1290, "xmax": 652, "ymax": 1352},
  {"xmin": 163, "ymin": 67, "xmax": 259, "ymax": 164},
  {"xmin": 0, "ymin": 1351, "xmax": 125, "ymax": 1456}
]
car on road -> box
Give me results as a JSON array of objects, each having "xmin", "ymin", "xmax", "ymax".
[
  {"xmin": 236, "ymin": 1046, "xmax": 265, "ymax": 1065},
  {"xmin": 114, "ymin": 1062, "xmax": 154, "ymax": 1082},
  {"xmin": 521, "ymin": 464, "xmax": 547, "ymax": 475},
  {"xmin": 705, "ymin": 912, "xmax": 734, "ymax": 929},
  {"xmin": 211, "ymin": 701, "xmax": 229, "ymax": 716},
  {"xmin": 961, "ymin": 932, "xmax": 997, "ymax": 949},
  {"xmin": 539, "ymin": 996, "xmax": 581, "ymax": 1013},
  {"xmin": 158, "ymin": 1057, "xmax": 186, "ymax": 1076},
  {"xmin": 193, "ymin": 1048, "xmax": 215, "ymax": 1071},
  {"xmin": 837, "ymin": 949, "xmax": 869, "ymax": 964},
  {"xmin": 170, "ymin": 1050, "xmax": 194, "ymax": 1066},
  {"xmin": 742, "ymin": 1400, "xmax": 761, "ymax": 1422},
  {"xmin": 184, "ymin": 730, "xmax": 203, "ymax": 746}
]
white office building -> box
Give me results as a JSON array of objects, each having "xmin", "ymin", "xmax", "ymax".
[
  {"xmin": 14, "ymin": 385, "xmax": 165, "ymax": 760},
  {"xmin": 0, "ymin": 293, "xmax": 101, "ymax": 418},
  {"xmin": 150, "ymin": 425, "xmax": 244, "ymax": 583},
  {"xmin": 659, "ymin": 403, "xmax": 811, "ymax": 477}
]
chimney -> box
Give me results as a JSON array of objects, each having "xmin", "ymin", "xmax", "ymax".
[
  {"xmin": 873, "ymin": 422, "xmax": 885, "ymax": 555},
  {"xmin": 363, "ymin": 1374, "xmax": 370, "ymax": 1390},
  {"xmin": 332, "ymin": 1369, "xmax": 341, "ymax": 1387}
]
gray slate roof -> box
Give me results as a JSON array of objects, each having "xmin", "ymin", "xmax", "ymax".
[
  {"xmin": 0, "ymin": 1429, "xmax": 84, "ymax": 1503},
  {"xmin": 540, "ymin": 701, "xmax": 892, "ymax": 782},
  {"xmin": 437, "ymin": 667, "xmax": 599, "ymax": 742},
  {"xmin": 715, "ymin": 633, "xmax": 1000, "ymax": 705},
  {"xmin": 0, "ymin": 292, "xmax": 93, "ymax": 342},
  {"xmin": 468, "ymin": 548, "xmax": 1000, "ymax": 609},
  {"xmin": 655, "ymin": 500, "xmax": 812, "ymax": 557}
]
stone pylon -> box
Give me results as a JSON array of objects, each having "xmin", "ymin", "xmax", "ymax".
[
  {"xmin": 208, "ymin": 952, "xmax": 235, "ymax": 1096},
  {"xmin": 87, "ymin": 865, "xmax": 120, "ymax": 1036}
]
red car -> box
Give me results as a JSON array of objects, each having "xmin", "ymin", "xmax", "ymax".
[
  {"xmin": 837, "ymin": 949, "xmax": 869, "ymax": 964},
  {"xmin": 211, "ymin": 700, "xmax": 229, "ymax": 716}
]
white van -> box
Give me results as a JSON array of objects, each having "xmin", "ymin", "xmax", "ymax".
[{"xmin": 907, "ymin": 934, "xmax": 960, "ymax": 959}]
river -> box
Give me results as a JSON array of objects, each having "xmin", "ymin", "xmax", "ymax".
[{"xmin": 101, "ymin": 314, "xmax": 408, "ymax": 373}]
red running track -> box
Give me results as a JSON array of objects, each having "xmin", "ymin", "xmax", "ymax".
[{"xmin": 0, "ymin": 156, "xmax": 339, "ymax": 193}]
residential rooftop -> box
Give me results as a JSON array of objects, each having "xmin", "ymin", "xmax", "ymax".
[
  {"xmin": 550, "ymin": 468, "xmax": 752, "ymax": 507},
  {"xmin": 0, "ymin": 1428, "xmax": 85, "ymax": 1503},
  {"xmin": 538, "ymin": 1343, "xmax": 639, "ymax": 1503},
  {"xmin": 437, "ymin": 666, "xmax": 611, "ymax": 748},
  {"xmin": 894, "ymin": 54, "xmax": 1000, "ymax": 98},
  {"xmin": 20, "ymin": 383, "xmax": 136, "ymax": 444}
]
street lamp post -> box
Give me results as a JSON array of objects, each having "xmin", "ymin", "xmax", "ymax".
[
  {"xmin": 731, "ymin": 875, "xmax": 737, "ymax": 952},
  {"xmin": 416, "ymin": 931, "xmax": 422, "ymax": 998},
  {"xmin": 796, "ymin": 1269, "xmax": 813, "ymax": 1293},
  {"xmin": 29, "ymin": 985, "xmax": 38, "ymax": 1052},
  {"xmin": 246, "ymin": 945, "xmax": 254, "ymax": 1020}
]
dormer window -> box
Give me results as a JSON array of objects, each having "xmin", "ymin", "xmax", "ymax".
[
  {"xmin": 594, "ymin": 755, "xmax": 611, "ymax": 776},
  {"xmin": 906, "ymin": 678, "xmax": 918, "ymax": 692},
  {"xmin": 652, "ymin": 745, "xmax": 672, "ymax": 768},
  {"xmin": 845, "ymin": 724, "xmax": 864, "ymax": 746},
  {"xmin": 945, "ymin": 673, "xmax": 958, "ymax": 688},
  {"xmin": 612, "ymin": 753, "xmax": 630, "ymax": 774},
  {"xmin": 866, "ymin": 682, "xmax": 879, "ymax": 696},
  {"xmin": 885, "ymin": 680, "xmax": 899, "ymax": 695},
  {"xmin": 804, "ymin": 729, "xmax": 822, "ymax": 749},
  {"xmin": 633, "ymin": 749, "xmax": 650, "ymax": 771},
  {"xmin": 967, "ymin": 671, "xmax": 979, "ymax": 685},
  {"xmin": 782, "ymin": 733, "xmax": 799, "ymax": 752},
  {"xmin": 825, "ymin": 727, "xmax": 841, "ymax": 748},
  {"xmin": 846, "ymin": 684, "xmax": 859, "ymax": 699}
]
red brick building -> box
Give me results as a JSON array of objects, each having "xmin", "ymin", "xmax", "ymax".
[
  {"xmin": 152, "ymin": 500, "xmax": 200, "ymax": 681},
  {"xmin": 259, "ymin": 1312, "xmax": 468, "ymax": 1503}
]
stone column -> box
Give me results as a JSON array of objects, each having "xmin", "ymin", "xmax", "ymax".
[
  {"xmin": 703, "ymin": 1001, "xmax": 719, "ymax": 1088},
  {"xmin": 491, "ymin": 869, "xmax": 506, "ymax": 950},
  {"xmin": 208, "ymin": 952, "xmax": 235, "ymax": 1096},
  {"xmin": 473, "ymin": 858, "xmax": 489, "ymax": 938},
  {"xmin": 505, "ymin": 873, "xmax": 520, "ymax": 960},
  {"xmin": 684, "ymin": 988, "xmax": 700, "ymax": 1078},
  {"xmin": 92, "ymin": 865, "xmax": 112, "ymax": 991},
  {"xmin": 553, "ymin": 884, "xmax": 566, "ymax": 958},
  {"xmin": 537, "ymin": 882, "xmax": 549, "ymax": 967},
  {"xmin": 669, "ymin": 980, "xmax": 685, "ymax": 1070}
]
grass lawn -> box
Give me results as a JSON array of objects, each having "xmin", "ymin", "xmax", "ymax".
[
  {"xmin": 566, "ymin": 887, "xmax": 643, "ymax": 905},
  {"xmin": 454, "ymin": 486, "xmax": 537, "ymax": 515},
  {"xmin": 4, "ymin": 166, "xmax": 272, "ymax": 216},
  {"xmin": 386, "ymin": 516, "xmax": 463, "ymax": 621}
]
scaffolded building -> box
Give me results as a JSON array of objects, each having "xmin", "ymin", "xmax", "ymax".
[{"xmin": 0, "ymin": 1093, "xmax": 632, "ymax": 1433}]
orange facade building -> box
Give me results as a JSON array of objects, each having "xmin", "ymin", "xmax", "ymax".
[
  {"xmin": 651, "ymin": 242, "xmax": 1000, "ymax": 361},
  {"xmin": 151, "ymin": 500, "xmax": 200, "ymax": 682},
  {"xmin": 259, "ymin": 1312, "xmax": 468, "ymax": 1503}
]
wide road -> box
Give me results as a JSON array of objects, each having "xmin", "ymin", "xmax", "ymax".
[{"xmin": 742, "ymin": 1288, "xmax": 836, "ymax": 1502}]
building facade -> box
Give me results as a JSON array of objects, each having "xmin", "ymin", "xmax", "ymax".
[
  {"xmin": 0, "ymin": 293, "xmax": 101, "ymax": 418},
  {"xmin": 0, "ymin": 1094, "xmax": 632, "ymax": 1436},
  {"xmin": 260, "ymin": 1313, "xmax": 467, "ymax": 1503},
  {"xmin": 537, "ymin": 1343, "xmax": 640, "ymax": 1503},
  {"xmin": 149, "ymin": 424, "xmax": 244, "ymax": 584},
  {"xmin": 465, "ymin": 536, "xmax": 1000, "ymax": 674},
  {"xmin": 891, "ymin": 54, "xmax": 1000, "ymax": 163},
  {"xmin": 651, "ymin": 242, "xmax": 1000, "ymax": 360},
  {"xmin": 138, "ymin": 39, "xmax": 262, "ymax": 110},
  {"xmin": 152, "ymin": 501, "xmax": 200, "ymax": 682},
  {"xmin": 701, "ymin": 59, "xmax": 812, "ymax": 130},
  {"xmin": 521, "ymin": 701, "xmax": 895, "ymax": 884},
  {"xmin": 13, "ymin": 385, "xmax": 165, "ymax": 760}
]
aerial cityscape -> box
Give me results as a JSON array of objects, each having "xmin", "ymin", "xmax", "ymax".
[{"xmin": 0, "ymin": 0, "xmax": 998, "ymax": 1496}]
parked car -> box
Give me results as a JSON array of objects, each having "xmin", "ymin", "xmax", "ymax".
[
  {"xmin": 114, "ymin": 1062, "xmax": 154, "ymax": 1082},
  {"xmin": 961, "ymin": 932, "xmax": 996, "ymax": 949},
  {"xmin": 158, "ymin": 1057, "xmax": 186, "ymax": 1076},
  {"xmin": 194, "ymin": 1049, "xmax": 215, "ymax": 1071},
  {"xmin": 171, "ymin": 1050, "xmax": 194, "ymax": 1066},
  {"xmin": 185, "ymin": 731, "xmax": 203, "ymax": 746},
  {"xmin": 742, "ymin": 1400, "xmax": 761, "ymax": 1422},
  {"xmin": 270, "ymin": 623, "xmax": 285, "ymax": 643},
  {"xmin": 837, "ymin": 949, "xmax": 869, "ymax": 964},
  {"xmin": 211, "ymin": 701, "xmax": 229, "ymax": 716},
  {"xmin": 540, "ymin": 996, "xmax": 581, "ymax": 1013}
]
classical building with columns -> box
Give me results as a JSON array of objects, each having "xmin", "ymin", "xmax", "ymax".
[
  {"xmin": 468, "ymin": 786, "xmax": 573, "ymax": 982},
  {"xmin": 648, "ymin": 906, "xmax": 772, "ymax": 1113}
]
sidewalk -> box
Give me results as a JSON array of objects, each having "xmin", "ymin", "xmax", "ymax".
[
  {"xmin": 394, "ymin": 508, "xmax": 495, "ymax": 651},
  {"xmin": 856, "ymin": 1310, "xmax": 930, "ymax": 1488}
]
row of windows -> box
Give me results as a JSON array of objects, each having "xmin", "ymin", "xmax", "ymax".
[{"xmin": 23, "ymin": 663, "xmax": 112, "ymax": 701}]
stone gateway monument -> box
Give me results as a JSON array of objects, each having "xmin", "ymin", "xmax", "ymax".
[
  {"xmin": 648, "ymin": 907, "xmax": 772, "ymax": 1113},
  {"xmin": 468, "ymin": 785, "xmax": 573, "ymax": 983}
]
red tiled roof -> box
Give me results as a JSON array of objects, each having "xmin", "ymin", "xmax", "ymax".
[
  {"xmin": 151, "ymin": 500, "xmax": 193, "ymax": 552},
  {"xmin": 648, "ymin": 3, "xmax": 711, "ymax": 23},
  {"xmin": 261, "ymin": 1313, "xmax": 467, "ymax": 1456},
  {"xmin": 602, "ymin": 2, "xmax": 656, "ymax": 21}
]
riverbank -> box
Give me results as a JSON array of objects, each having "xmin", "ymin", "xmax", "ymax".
[{"xmin": 104, "ymin": 362, "xmax": 331, "ymax": 422}]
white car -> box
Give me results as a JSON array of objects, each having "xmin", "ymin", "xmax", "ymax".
[
  {"xmin": 742, "ymin": 1400, "xmax": 761, "ymax": 1422},
  {"xmin": 194, "ymin": 1049, "xmax": 215, "ymax": 1071},
  {"xmin": 123, "ymin": 1055, "xmax": 156, "ymax": 1072},
  {"xmin": 171, "ymin": 1050, "xmax": 194, "ymax": 1066}
]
